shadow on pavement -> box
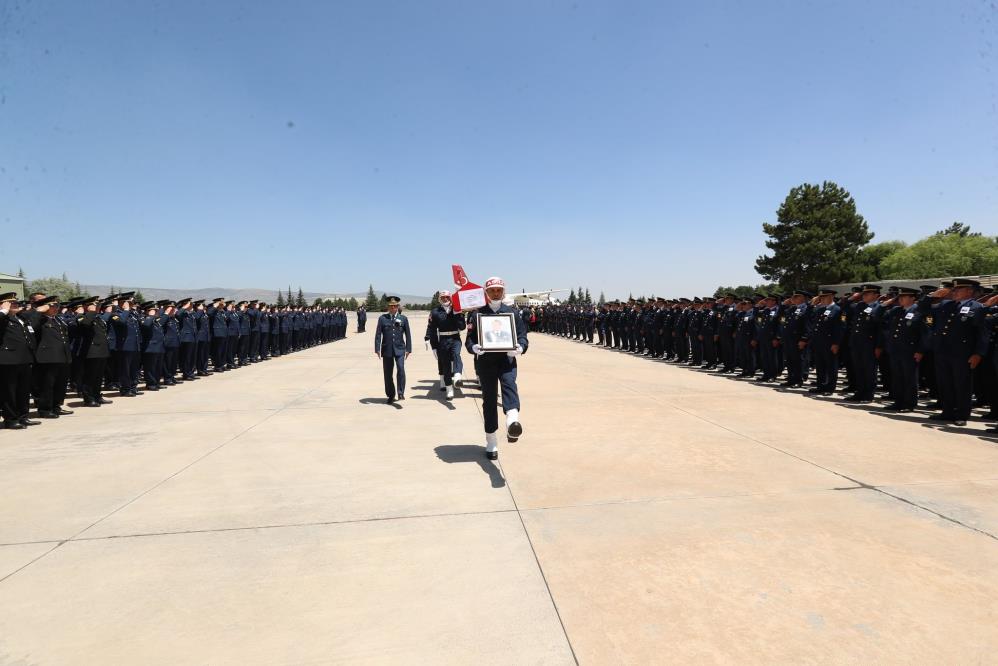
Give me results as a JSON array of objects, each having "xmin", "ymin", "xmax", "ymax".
[
  {"xmin": 434, "ymin": 444, "xmax": 505, "ymax": 488},
  {"xmin": 358, "ymin": 397, "xmax": 402, "ymax": 409}
]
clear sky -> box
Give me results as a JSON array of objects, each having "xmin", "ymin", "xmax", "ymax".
[{"xmin": 1, "ymin": 0, "xmax": 995, "ymax": 298}]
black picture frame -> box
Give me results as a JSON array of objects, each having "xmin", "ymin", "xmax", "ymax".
[{"xmin": 476, "ymin": 312, "xmax": 517, "ymax": 352}]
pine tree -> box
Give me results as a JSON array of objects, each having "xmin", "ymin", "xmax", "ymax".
[
  {"xmin": 296, "ymin": 287, "xmax": 305, "ymax": 308},
  {"xmin": 378, "ymin": 293, "xmax": 388, "ymax": 310},
  {"xmin": 598, "ymin": 291, "xmax": 606, "ymax": 306},
  {"xmin": 364, "ymin": 285, "xmax": 378, "ymax": 309},
  {"xmin": 348, "ymin": 297, "xmax": 359, "ymax": 309},
  {"xmin": 17, "ymin": 267, "xmax": 25, "ymax": 278},
  {"xmin": 578, "ymin": 286, "xmax": 584, "ymax": 304},
  {"xmin": 429, "ymin": 291, "xmax": 441, "ymax": 308},
  {"xmin": 584, "ymin": 288, "xmax": 591, "ymax": 304},
  {"xmin": 134, "ymin": 289, "xmax": 145, "ymax": 302},
  {"xmin": 276, "ymin": 290, "xmax": 286, "ymax": 308},
  {"xmin": 568, "ymin": 288, "xmax": 576, "ymax": 304}
]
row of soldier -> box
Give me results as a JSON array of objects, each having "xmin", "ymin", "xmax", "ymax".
[
  {"xmin": 533, "ymin": 279, "xmax": 998, "ymax": 430},
  {"xmin": 0, "ymin": 291, "xmax": 348, "ymax": 429}
]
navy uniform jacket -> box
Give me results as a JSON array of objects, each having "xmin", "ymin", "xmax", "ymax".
[
  {"xmin": 375, "ymin": 312, "xmax": 412, "ymax": 355},
  {"xmin": 194, "ymin": 310, "xmax": 211, "ymax": 342},
  {"xmin": 754, "ymin": 306, "xmax": 781, "ymax": 344},
  {"xmin": 110, "ymin": 308, "xmax": 141, "ymax": 352},
  {"xmin": 849, "ymin": 301, "xmax": 885, "ymax": 347},
  {"xmin": 882, "ymin": 305, "xmax": 925, "ymax": 353},
  {"xmin": 75, "ymin": 311, "xmax": 111, "ymax": 359},
  {"xmin": 0, "ymin": 311, "xmax": 36, "ymax": 365},
  {"xmin": 207, "ymin": 306, "xmax": 229, "ymax": 339},
  {"xmin": 176, "ymin": 309, "xmax": 197, "ymax": 343},
  {"xmin": 101, "ymin": 312, "xmax": 117, "ymax": 349},
  {"xmin": 778, "ymin": 303, "xmax": 811, "ymax": 344},
  {"xmin": 924, "ymin": 298, "xmax": 990, "ymax": 358},
  {"xmin": 140, "ymin": 315, "xmax": 165, "ymax": 353},
  {"xmin": 259, "ymin": 311, "xmax": 270, "ymax": 333},
  {"xmin": 226, "ymin": 311, "xmax": 240, "ymax": 336},
  {"xmin": 425, "ymin": 306, "xmax": 466, "ymax": 349},
  {"xmin": 161, "ymin": 313, "xmax": 180, "ymax": 348},
  {"xmin": 247, "ymin": 308, "xmax": 260, "ymax": 332},
  {"xmin": 805, "ymin": 303, "xmax": 845, "ymax": 346},
  {"xmin": 238, "ymin": 310, "xmax": 251, "ymax": 335}
]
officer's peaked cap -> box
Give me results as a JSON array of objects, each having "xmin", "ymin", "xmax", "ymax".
[{"xmin": 951, "ymin": 278, "xmax": 981, "ymax": 288}]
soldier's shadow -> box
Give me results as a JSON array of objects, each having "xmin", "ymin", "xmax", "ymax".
[
  {"xmin": 435, "ymin": 444, "xmax": 505, "ymax": 488},
  {"xmin": 358, "ymin": 397, "xmax": 402, "ymax": 409}
]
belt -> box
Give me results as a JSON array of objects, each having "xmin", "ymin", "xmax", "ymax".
[{"xmin": 438, "ymin": 331, "xmax": 461, "ymax": 336}]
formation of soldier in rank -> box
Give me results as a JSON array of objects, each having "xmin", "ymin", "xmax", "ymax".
[
  {"xmin": 533, "ymin": 279, "xmax": 998, "ymax": 431},
  {"xmin": 0, "ymin": 290, "xmax": 349, "ymax": 430},
  {"xmin": 373, "ymin": 278, "xmax": 527, "ymax": 461}
]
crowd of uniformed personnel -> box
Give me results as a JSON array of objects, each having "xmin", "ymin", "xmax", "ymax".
[
  {"xmin": 0, "ymin": 290, "xmax": 348, "ymax": 430},
  {"xmin": 529, "ymin": 278, "xmax": 998, "ymax": 431}
]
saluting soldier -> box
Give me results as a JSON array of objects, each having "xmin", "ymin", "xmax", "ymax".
[
  {"xmin": 75, "ymin": 296, "xmax": 113, "ymax": 407},
  {"xmin": 207, "ymin": 297, "xmax": 229, "ymax": 372},
  {"xmin": 193, "ymin": 300, "xmax": 212, "ymax": 375},
  {"xmin": 779, "ymin": 290, "xmax": 812, "ymax": 387},
  {"xmin": 466, "ymin": 277, "xmax": 527, "ymax": 460},
  {"xmin": 175, "ymin": 298, "xmax": 198, "ymax": 380},
  {"xmin": 0, "ymin": 293, "xmax": 38, "ymax": 429},
  {"xmin": 21, "ymin": 295, "xmax": 73, "ymax": 418},
  {"xmin": 159, "ymin": 300, "xmax": 180, "ymax": 385},
  {"xmin": 805, "ymin": 289, "xmax": 845, "ymax": 395},
  {"xmin": 847, "ymin": 285, "xmax": 886, "ymax": 403},
  {"xmin": 921, "ymin": 279, "xmax": 990, "ymax": 425},
  {"xmin": 110, "ymin": 292, "xmax": 142, "ymax": 396},
  {"xmin": 374, "ymin": 297, "xmax": 412, "ymax": 403},
  {"xmin": 880, "ymin": 287, "xmax": 925, "ymax": 412},
  {"xmin": 139, "ymin": 301, "xmax": 166, "ymax": 391}
]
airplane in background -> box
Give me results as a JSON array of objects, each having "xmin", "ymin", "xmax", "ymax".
[{"xmin": 509, "ymin": 288, "xmax": 568, "ymax": 308}]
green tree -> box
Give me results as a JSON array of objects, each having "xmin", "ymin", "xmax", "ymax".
[
  {"xmin": 429, "ymin": 291, "xmax": 441, "ymax": 308},
  {"xmin": 276, "ymin": 290, "xmax": 286, "ymax": 308},
  {"xmin": 852, "ymin": 240, "xmax": 908, "ymax": 282},
  {"xmin": 364, "ymin": 285, "xmax": 378, "ymax": 309},
  {"xmin": 348, "ymin": 297, "xmax": 359, "ymax": 309},
  {"xmin": 598, "ymin": 291, "xmax": 606, "ymax": 306},
  {"xmin": 17, "ymin": 267, "xmax": 25, "ymax": 278},
  {"xmin": 287, "ymin": 286, "xmax": 293, "ymax": 306},
  {"xmin": 134, "ymin": 289, "xmax": 145, "ymax": 303},
  {"xmin": 713, "ymin": 284, "xmax": 779, "ymax": 299},
  {"xmin": 25, "ymin": 275, "xmax": 78, "ymax": 301},
  {"xmin": 938, "ymin": 222, "xmax": 981, "ymax": 237},
  {"xmin": 296, "ymin": 287, "xmax": 305, "ymax": 308},
  {"xmin": 578, "ymin": 285, "xmax": 584, "ymax": 303},
  {"xmin": 378, "ymin": 293, "xmax": 388, "ymax": 310},
  {"xmin": 880, "ymin": 232, "xmax": 998, "ymax": 279},
  {"xmin": 755, "ymin": 181, "xmax": 874, "ymax": 289},
  {"xmin": 568, "ymin": 288, "xmax": 576, "ymax": 304}
]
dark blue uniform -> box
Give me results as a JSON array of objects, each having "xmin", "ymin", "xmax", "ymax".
[
  {"xmin": 374, "ymin": 311, "xmax": 412, "ymax": 400},
  {"xmin": 140, "ymin": 313, "xmax": 165, "ymax": 389},
  {"xmin": 883, "ymin": 304, "xmax": 925, "ymax": 410},
  {"xmin": 922, "ymin": 296, "xmax": 990, "ymax": 421},
  {"xmin": 805, "ymin": 302, "xmax": 845, "ymax": 395},
  {"xmin": 111, "ymin": 307, "xmax": 142, "ymax": 394},
  {"xmin": 465, "ymin": 304, "xmax": 528, "ymax": 435},
  {"xmin": 426, "ymin": 306, "xmax": 466, "ymax": 388}
]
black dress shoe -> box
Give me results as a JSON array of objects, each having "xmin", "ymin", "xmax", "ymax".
[
  {"xmin": 897, "ymin": 408, "xmax": 914, "ymax": 413},
  {"xmin": 386, "ymin": 397, "xmax": 395, "ymax": 404},
  {"xmin": 19, "ymin": 418, "xmax": 40, "ymax": 426},
  {"xmin": 881, "ymin": 404, "xmax": 901, "ymax": 411},
  {"xmin": 485, "ymin": 450, "xmax": 498, "ymax": 461},
  {"xmin": 953, "ymin": 420, "xmax": 967, "ymax": 426},
  {"xmin": 56, "ymin": 408, "xmax": 73, "ymax": 415},
  {"xmin": 821, "ymin": 391, "xmax": 834, "ymax": 396},
  {"xmin": 397, "ymin": 394, "xmax": 405, "ymax": 400},
  {"xmin": 928, "ymin": 414, "xmax": 950, "ymax": 421},
  {"xmin": 83, "ymin": 399, "xmax": 99, "ymax": 407},
  {"xmin": 37, "ymin": 411, "xmax": 59, "ymax": 419},
  {"xmin": 5, "ymin": 421, "xmax": 26, "ymax": 430}
]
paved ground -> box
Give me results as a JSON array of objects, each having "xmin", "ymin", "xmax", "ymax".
[{"xmin": 1, "ymin": 313, "xmax": 996, "ymax": 664}]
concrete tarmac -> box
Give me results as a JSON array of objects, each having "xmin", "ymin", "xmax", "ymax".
[{"xmin": 1, "ymin": 314, "xmax": 996, "ymax": 664}]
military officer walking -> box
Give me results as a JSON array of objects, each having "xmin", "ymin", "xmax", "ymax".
[
  {"xmin": 425, "ymin": 290, "xmax": 466, "ymax": 401},
  {"xmin": 374, "ymin": 297, "xmax": 412, "ymax": 403}
]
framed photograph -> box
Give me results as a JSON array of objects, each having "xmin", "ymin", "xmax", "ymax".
[{"xmin": 476, "ymin": 312, "xmax": 517, "ymax": 352}]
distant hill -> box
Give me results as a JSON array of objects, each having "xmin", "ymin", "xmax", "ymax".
[{"xmin": 80, "ymin": 285, "xmax": 431, "ymax": 305}]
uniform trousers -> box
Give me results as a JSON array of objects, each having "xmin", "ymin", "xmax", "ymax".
[
  {"xmin": 162, "ymin": 347, "xmax": 179, "ymax": 380},
  {"xmin": 888, "ymin": 348, "xmax": 918, "ymax": 409},
  {"xmin": 117, "ymin": 350, "xmax": 140, "ymax": 390},
  {"xmin": 784, "ymin": 341, "xmax": 808, "ymax": 385},
  {"xmin": 436, "ymin": 337, "xmax": 462, "ymax": 386},
  {"xmin": 475, "ymin": 354, "xmax": 520, "ymax": 434},
  {"xmin": 849, "ymin": 341, "xmax": 877, "ymax": 400},
  {"xmin": 381, "ymin": 351, "xmax": 406, "ymax": 399},
  {"xmin": 210, "ymin": 337, "xmax": 227, "ymax": 369},
  {"xmin": 812, "ymin": 343, "xmax": 838, "ymax": 393},
  {"xmin": 936, "ymin": 353, "xmax": 973, "ymax": 420},
  {"xmin": 142, "ymin": 352, "xmax": 163, "ymax": 388},
  {"xmin": 196, "ymin": 340, "xmax": 210, "ymax": 373},
  {"xmin": 33, "ymin": 362, "xmax": 70, "ymax": 411},
  {"xmin": 0, "ymin": 363, "xmax": 32, "ymax": 422},
  {"xmin": 179, "ymin": 341, "xmax": 195, "ymax": 377},
  {"xmin": 259, "ymin": 332, "xmax": 270, "ymax": 358},
  {"xmin": 81, "ymin": 357, "xmax": 107, "ymax": 403}
]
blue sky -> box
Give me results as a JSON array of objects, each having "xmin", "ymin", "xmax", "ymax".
[{"xmin": 1, "ymin": 0, "xmax": 995, "ymax": 298}]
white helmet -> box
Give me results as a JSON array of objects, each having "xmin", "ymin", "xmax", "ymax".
[{"xmin": 484, "ymin": 277, "xmax": 506, "ymax": 302}]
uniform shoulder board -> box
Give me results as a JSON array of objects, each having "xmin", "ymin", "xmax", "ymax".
[
  {"xmin": 112, "ymin": 315, "xmax": 119, "ymax": 320},
  {"xmin": 77, "ymin": 316, "xmax": 85, "ymax": 322},
  {"xmin": 926, "ymin": 316, "xmax": 934, "ymax": 324},
  {"xmin": 840, "ymin": 315, "xmax": 847, "ymax": 322}
]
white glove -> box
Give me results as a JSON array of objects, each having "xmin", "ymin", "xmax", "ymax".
[
  {"xmin": 432, "ymin": 349, "xmax": 438, "ymax": 360},
  {"xmin": 424, "ymin": 340, "xmax": 429, "ymax": 351},
  {"xmin": 506, "ymin": 344, "xmax": 523, "ymax": 358},
  {"xmin": 472, "ymin": 343, "xmax": 484, "ymax": 356}
]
